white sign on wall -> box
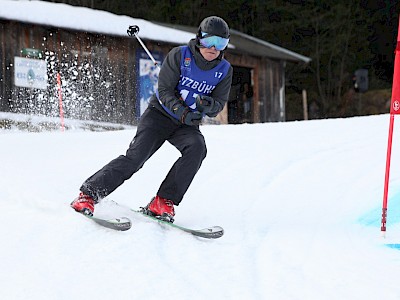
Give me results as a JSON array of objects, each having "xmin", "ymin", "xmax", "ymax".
[{"xmin": 14, "ymin": 57, "xmax": 48, "ymax": 90}]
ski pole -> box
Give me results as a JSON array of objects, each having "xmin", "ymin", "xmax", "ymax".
[{"xmin": 127, "ymin": 25, "xmax": 161, "ymax": 70}]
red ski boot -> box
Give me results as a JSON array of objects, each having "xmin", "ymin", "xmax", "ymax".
[
  {"xmin": 70, "ymin": 192, "xmax": 95, "ymax": 216},
  {"xmin": 145, "ymin": 195, "xmax": 175, "ymax": 223}
]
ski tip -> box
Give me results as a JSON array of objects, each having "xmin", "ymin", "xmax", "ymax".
[
  {"xmin": 197, "ymin": 226, "xmax": 224, "ymax": 239},
  {"xmin": 211, "ymin": 226, "xmax": 224, "ymax": 238},
  {"xmin": 107, "ymin": 217, "xmax": 132, "ymax": 231},
  {"xmin": 108, "ymin": 217, "xmax": 131, "ymax": 223},
  {"xmin": 88, "ymin": 215, "xmax": 132, "ymax": 231}
]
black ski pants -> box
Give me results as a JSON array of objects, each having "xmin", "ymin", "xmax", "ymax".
[{"xmin": 80, "ymin": 105, "xmax": 207, "ymax": 205}]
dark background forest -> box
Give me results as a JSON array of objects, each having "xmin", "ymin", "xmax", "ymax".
[{"xmin": 43, "ymin": 0, "xmax": 399, "ymax": 120}]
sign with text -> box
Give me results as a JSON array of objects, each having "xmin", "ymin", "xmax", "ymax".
[{"xmin": 14, "ymin": 57, "xmax": 48, "ymax": 90}]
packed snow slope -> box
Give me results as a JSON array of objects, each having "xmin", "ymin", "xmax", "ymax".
[{"xmin": 2, "ymin": 114, "xmax": 400, "ymax": 300}]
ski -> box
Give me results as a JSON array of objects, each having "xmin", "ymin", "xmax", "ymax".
[
  {"xmin": 80, "ymin": 213, "xmax": 131, "ymax": 231},
  {"xmin": 72, "ymin": 201, "xmax": 224, "ymax": 238},
  {"xmin": 131, "ymin": 209, "xmax": 224, "ymax": 239}
]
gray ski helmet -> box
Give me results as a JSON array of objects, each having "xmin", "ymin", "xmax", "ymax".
[{"xmin": 198, "ymin": 16, "xmax": 230, "ymax": 39}]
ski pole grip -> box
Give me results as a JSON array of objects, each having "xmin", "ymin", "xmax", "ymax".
[
  {"xmin": 127, "ymin": 25, "xmax": 140, "ymax": 36},
  {"xmin": 127, "ymin": 25, "xmax": 161, "ymax": 70}
]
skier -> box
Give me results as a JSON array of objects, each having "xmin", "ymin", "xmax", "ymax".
[{"xmin": 71, "ymin": 16, "xmax": 233, "ymax": 222}]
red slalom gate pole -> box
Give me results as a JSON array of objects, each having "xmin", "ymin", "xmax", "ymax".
[
  {"xmin": 381, "ymin": 15, "xmax": 400, "ymax": 236},
  {"xmin": 381, "ymin": 114, "xmax": 394, "ymax": 235},
  {"xmin": 56, "ymin": 72, "xmax": 65, "ymax": 132}
]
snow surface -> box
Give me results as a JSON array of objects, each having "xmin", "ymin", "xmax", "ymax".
[{"xmin": 2, "ymin": 113, "xmax": 400, "ymax": 299}]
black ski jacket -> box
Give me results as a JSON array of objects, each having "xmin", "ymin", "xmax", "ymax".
[{"xmin": 149, "ymin": 39, "xmax": 233, "ymax": 124}]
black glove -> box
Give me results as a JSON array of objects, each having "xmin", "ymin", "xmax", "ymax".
[
  {"xmin": 173, "ymin": 106, "xmax": 202, "ymax": 126},
  {"xmin": 184, "ymin": 110, "xmax": 202, "ymax": 126},
  {"xmin": 195, "ymin": 95, "xmax": 215, "ymax": 114}
]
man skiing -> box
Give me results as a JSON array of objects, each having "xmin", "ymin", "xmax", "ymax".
[{"xmin": 71, "ymin": 16, "xmax": 233, "ymax": 223}]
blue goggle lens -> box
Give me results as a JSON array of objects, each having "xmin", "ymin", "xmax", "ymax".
[{"xmin": 199, "ymin": 32, "xmax": 229, "ymax": 51}]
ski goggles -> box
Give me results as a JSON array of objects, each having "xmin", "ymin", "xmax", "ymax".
[{"xmin": 199, "ymin": 32, "xmax": 229, "ymax": 51}]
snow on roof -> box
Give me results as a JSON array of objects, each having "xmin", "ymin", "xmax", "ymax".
[{"xmin": 0, "ymin": 0, "xmax": 196, "ymax": 44}]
